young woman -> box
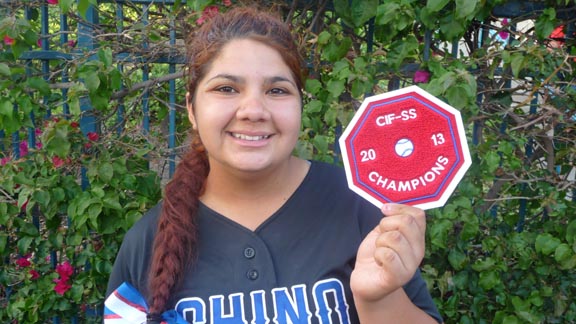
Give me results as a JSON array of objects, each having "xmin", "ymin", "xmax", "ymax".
[{"xmin": 106, "ymin": 7, "xmax": 443, "ymax": 324}]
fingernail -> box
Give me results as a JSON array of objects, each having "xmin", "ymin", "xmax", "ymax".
[{"xmin": 382, "ymin": 204, "xmax": 393, "ymax": 211}]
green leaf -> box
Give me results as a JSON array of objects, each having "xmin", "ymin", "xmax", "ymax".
[
  {"xmin": 17, "ymin": 236, "xmax": 34, "ymax": 253},
  {"xmin": 478, "ymin": 269, "xmax": 501, "ymax": 290},
  {"xmin": 534, "ymin": 8, "xmax": 556, "ymax": 40},
  {"xmin": 83, "ymin": 71, "xmax": 100, "ymax": 93},
  {"xmin": 305, "ymin": 79, "xmax": 323, "ymax": 95},
  {"xmin": 448, "ymin": 248, "xmax": 467, "ymax": 270},
  {"xmin": 350, "ymin": 0, "xmax": 378, "ymax": 27},
  {"xmin": 0, "ymin": 99, "xmax": 12, "ymax": 118},
  {"xmin": 510, "ymin": 53, "xmax": 525, "ymax": 78},
  {"xmin": 327, "ymin": 79, "xmax": 345, "ymax": 98},
  {"xmin": 317, "ymin": 31, "xmax": 331, "ymax": 45},
  {"xmin": 333, "ymin": 0, "xmax": 353, "ymax": 27},
  {"xmin": 103, "ymin": 195, "xmax": 122, "ymax": 210},
  {"xmin": 445, "ymin": 85, "xmax": 469, "ymax": 109},
  {"xmin": 567, "ymin": 219, "xmax": 576, "ymax": 244},
  {"xmin": 535, "ymin": 233, "xmax": 561, "ymax": 255},
  {"xmin": 472, "ymin": 257, "xmax": 496, "ymax": 271},
  {"xmin": 426, "ymin": 0, "xmax": 450, "ymax": 12},
  {"xmin": 98, "ymin": 47, "xmax": 113, "ymax": 68},
  {"xmin": 27, "ymin": 77, "xmax": 51, "ymax": 96},
  {"xmin": 455, "ymin": 0, "xmax": 477, "ymax": 19},
  {"xmin": 32, "ymin": 190, "xmax": 51, "ymax": 208},
  {"xmin": 59, "ymin": 0, "xmax": 75, "ymax": 13},
  {"xmin": 307, "ymin": 100, "xmax": 323, "ymax": 113},
  {"xmin": 429, "ymin": 219, "xmax": 451, "ymax": 249},
  {"xmin": 554, "ymin": 243, "xmax": 572, "ymax": 263},
  {"xmin": 0, "ymin": 234, "xmax": 7, "ymax": 253},
  {"xmin": 98, "ymin": 162, "xmax": 114, "ymax": 182},
  {"xmin": 313, "ymin": 135, "xmax": 328, "ymax": 153},
  {"xmin": 0, "ymin": 63, "xmax": 11, "ymax": 76}
]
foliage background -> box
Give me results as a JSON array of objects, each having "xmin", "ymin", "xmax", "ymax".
[{"xmin": 0, "ymin": 0, "xmax": 575, "ymax": 323}]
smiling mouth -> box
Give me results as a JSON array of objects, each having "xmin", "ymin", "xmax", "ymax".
[{"xmin": 231, "ymin": 133, "xmax": 271, "ymax": 141}]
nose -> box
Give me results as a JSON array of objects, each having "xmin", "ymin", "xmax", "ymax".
[{"xmin": 236, "ymin": 90, "xmax": 270, "ymax": 121}]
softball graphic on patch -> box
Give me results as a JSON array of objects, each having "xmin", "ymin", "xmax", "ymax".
[
  {"xmin": 338, "ymin": 85, "xmax": 472, "ymax": 210},
  {"xmin": 395, "ymin": 138, "xmax": 414, "ymax": 157}
]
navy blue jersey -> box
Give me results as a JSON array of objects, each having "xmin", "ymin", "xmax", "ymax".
[{"xmin": 106, "ymin": 161, "xmax": 442, "ymax": 323}]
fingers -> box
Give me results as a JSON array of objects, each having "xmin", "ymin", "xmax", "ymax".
[{"xmin": 374, "ymin": 204, "xmax": 426, "ymax": 274}]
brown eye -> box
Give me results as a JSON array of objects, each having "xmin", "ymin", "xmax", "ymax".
[
  {"xmin": 215, "ymin": 86, "xmax": 237, "ymax": 93},
  {"xmin": 268, "ymin": 88, "xmax": 287, "ymax": 95}
]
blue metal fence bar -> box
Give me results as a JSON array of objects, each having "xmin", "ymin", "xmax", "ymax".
[
  {"xmin": 168, "ymin": 17, "xmax": 177, "ymax": 177},
  {"xmin": 141, "ymin": 4, "xmax": 151, "ymax": 135},
  {"xmin": 116, "ymin": 3, "xmax": 126, "ymax": 135}
]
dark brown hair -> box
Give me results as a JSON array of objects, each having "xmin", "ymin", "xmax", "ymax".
[{"xmin": 146, "ymin": 6, "xmax": 305, "ymax": 316}]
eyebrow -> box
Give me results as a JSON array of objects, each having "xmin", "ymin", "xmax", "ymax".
[{"xmin": 205, "ymin": 74, "xmax": 297, "ymax": 88}]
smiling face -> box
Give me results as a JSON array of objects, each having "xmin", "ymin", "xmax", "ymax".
[{"xmin": 187, "ymin": 38, "xmax": 302, "ymax": 175}]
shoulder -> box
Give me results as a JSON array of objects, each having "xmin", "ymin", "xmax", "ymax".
[
  {"xmin": 307, "ymin": 160, "xmax": 348, "ymax": 186},
  {"xmin": 304, "ymin": 160, "xmax": 382, "ymax": 232},
  {"xmin": 121, "ymin": 203, "xmax": 162, "ymax": 246},
  {"xmin": 106, "ymin": 203, "xmax": 162, "ymax": 297}
]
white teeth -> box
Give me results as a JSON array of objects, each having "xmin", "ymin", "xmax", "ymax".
[{"xmin": 232, "ymin": 133, "xmax": 270, "ymax": 141}]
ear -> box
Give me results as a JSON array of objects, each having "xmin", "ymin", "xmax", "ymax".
[{"xmin": 186, "ymin": 92, "xmax": 196, "ymax": 128}]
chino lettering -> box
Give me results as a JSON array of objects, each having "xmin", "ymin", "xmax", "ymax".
[
  {"xmin": 250, "ymin": 290, "xmax": 270, "ymax": 324},
  {"xmin": 174, "ymin": 278, "xmax": 350, "ymax": 323},
  {"xmin": 175, "ymin": 297, "xmax": 207, "ymax": 323},
  {"xmin": 272, "ymin": 285, "xmax": 312, "ymax": 323},
  {"xmin": 313, "ymin": 279, "xmax": 350, "ymax": 324},
  {"xmin": 211, "ymin": 293, "xmax": 248, "ymax": 323}
]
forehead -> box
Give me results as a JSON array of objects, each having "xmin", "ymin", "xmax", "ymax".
[{"xmin": 204, "ymin": 38, "xmax": 292, "ymax": 78}]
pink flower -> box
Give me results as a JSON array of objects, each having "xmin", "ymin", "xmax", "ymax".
[
  {"xmin": 498, "ymin": 18, "xmax": 509, "ymax": 40},
  {"xmin": 67, "ymin": 39, "xmax": 77, "ymax": 48},
  {"xmin": 223, "ymin": 0, "xmax": 232, "ymax": 6},
  {"xmin": 4, "ymin": 35, "xmax": 14, "ymax": 46},
  {"xmin": 196, "ymin": 6, "xmax": 219, "ymax": 25},
  {"xmin": 414, "ymin": 70, "xmax": 431, "ymax": 83},
  {"xmin": 29, "ymin": 269, "xmax": 40, "ymax": 280},
  {"xmin": 47, "ymin": 0, "xmax": 58, "ymax": 4},
  {"xmin": 53, "ymin": 278, "xmax": 72, "ymax": 295},
  {"xmin": 20, "ymin": 199, "xmax": 29, "ymax": 211},
  {"xmin": 53, "ymin": 261, "xmax": 74, "ymax": 295},
  {"xmin": 1, "ymin": 156, "xmax": 10, "ymax": 166},
  {"xmin": 87, "ymin": 132, "xmax": 99, "ymax": 141},
  {"xmin": 19, "ymin": 141, "xmax": 29, "ymax": 157},
  {"xmin": 70, "ymin": 121, "xmax": 79, "ymax": 128},
  {"xmin": 56, "ymin": 261, "xmax": 74, "ymax": 280},
  {"xmin": 52, "ymin": 156, "xmax": 64, "ymax": 168},
  {"xmin": 37, "ymin": 39, "xmax": 42, "ymax": 47},
  {"xmin": 16, "ymin": 257, "xmax": 31, "ymax": 268}
]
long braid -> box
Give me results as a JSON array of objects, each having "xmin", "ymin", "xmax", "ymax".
[{"xmin": 147, "ymin": 134, "xmax": 208, "ymax": 315}]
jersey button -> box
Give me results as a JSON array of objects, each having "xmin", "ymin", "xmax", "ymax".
[
  {"xmin": 247, "ymin": 269, "xmax": 259, "ymax": 280},
  {"xmin": 244, "ymin": 247, "xmax": 256, "ymax": 259}
]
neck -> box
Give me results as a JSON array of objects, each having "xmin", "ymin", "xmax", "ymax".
[{"xmin": 200, "ymin": 157, "xmax": 310, "ymax": 230}]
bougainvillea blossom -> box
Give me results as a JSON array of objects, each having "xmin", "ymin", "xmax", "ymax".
[
  {"xmin": 56, "ymin": 261, "xmax": 74, "ymax": 280},
  {"xmin": 29, "ymin": 269, "xmax": 40, "ymax": 280},
  {"xmin": 52, "ymin": 156, "xmax": 65, "ymax": 168},
  {"xmin": 19, "ymin": 141, "xmax": 29, "ymax": 157},
  {"xmin": 53, "ymin": 261, "xmax": 74, "ymax": 295},
  {"xmin": 196, "ymin": 6, "xmax": 219, "ymax": 25},
  {"xmin": 87, "ymin": 132, "xmax": 99, "ymax": 141},
  {"xmin": 53, "ymin": 278, "xmax": 72, "ymax": 295},
  {"xmin": 413, "ymin": 70, "xmax": 431, "ymax": 83},
  {"xmin": 16, "ymin": 257, "xmax": 31, "ymax": 268},
  {"xmin": 47, "ymin": 0, "xmax": 58, "ymax": 5},
  {"xmin": 3, "ymin": 35, "xmax": 14, "ymax": 45}
]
